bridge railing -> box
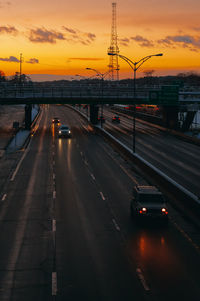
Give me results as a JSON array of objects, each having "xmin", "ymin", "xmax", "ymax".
[
  {"xmin": 0, "ymin": 86, "xmax": 150, "ymax": 99},
  {"xmin": 0, "ymin": 86, "xmax": 200, "ymax": 105}
]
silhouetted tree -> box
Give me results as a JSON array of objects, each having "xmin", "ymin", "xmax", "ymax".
[
  {"xmin": 10, "ymin": 72, "xmax": 32, "ymax": 84},
  {"xmin": 0, "ymin": 70, "xmax": 6, "ymax": 82}
]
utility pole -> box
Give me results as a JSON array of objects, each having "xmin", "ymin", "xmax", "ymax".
[
  {"xmin": 108, "ymin": 2, "xmax": 120, "ymax": 80},
  {"xmin": 19, "ymin": 53, "xmax": 23, "ymax": 84}
]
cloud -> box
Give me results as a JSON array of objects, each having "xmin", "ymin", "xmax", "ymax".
[
  {"xmin": 63, "ymin": 26, "xmax": 96, "ymax": 45},
  {"xmin": 0, "ymin": 25, "xmax": 18, "ymax": 35},
  {"xmin": 68, "ymin": 57, "xmax": 104, "ymax": 61},
  {"xmin": 26, "ymin": 58, "xmax": 39, "ymax": 64},
  {"xmin": 87, "ymin": 33, "xmax": 96, "ymax": 41},
  {"xmin": 0, "ymin": 1, "xmax": 11, "ymax": 8},
  {"xmin": 119, "ymin": 37, "xmax": 130, "ymax": 47},
  {"xmin": 157, "ymin": 35, "xmax": 200, "ymax": 51},
  {"xmin": 131, "ymin": 35, "xmax": 155, "ymax": 47},
  {"xmin": 0, "ymin": 56, "xmax": 19, "ymax": 62},
  {"xmin": 28, "ymin": 28, "xmax": 65, "ymax": 44},
  {"xmin": 62, "ymin": 26, "xmax": 76, "ymax": 34},
  {"xmin": 192, "ymin": 27, "xmax": 200, "ymax": 32}
]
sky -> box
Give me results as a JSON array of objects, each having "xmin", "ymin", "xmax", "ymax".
[{"xmin": 0, "ymin": 0, "xmax": 200, "ymax": 81}]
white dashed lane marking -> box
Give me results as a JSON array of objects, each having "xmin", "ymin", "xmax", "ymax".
[
  {"xmin": 52, "ymin": 272, "xmax": 57, "ymax": 296},
  {"xmin": 136, "ymin": 268, "xmax": 150, "ymax": 292},
  {"xmin": 112, "ymin": 218, "xmax": 120, "ymax": 231},
  {"xmin": 52, "ymin": 219, "xmax": 56, "ymax": 232},
  {"xmin": 1, "ymin": 194, "xmax": 7, "ymax": 201},
  {"xmin": 91, "ymin": 173, "xmax": 95, "ymax": 180},
  {"xmin": 100, "ymin": 192, "xmax": 105, "ymax": 201}
]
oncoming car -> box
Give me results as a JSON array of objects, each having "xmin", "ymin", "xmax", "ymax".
[
  {"xmin": 130, "ymin": 185, "xmax": 168, "ymax": 224},
  {"xmin": 58, "ymin": 125, "xmax": 71, "ymax": 138}
]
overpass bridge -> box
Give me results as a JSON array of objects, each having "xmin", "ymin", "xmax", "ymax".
[
  {"xmin": 0, "ymin": 85, "xmax": 200, "ymax": 105},
  {"xmin": 0, "ymin": 85, "xmax": 200, "ymax": 131}
]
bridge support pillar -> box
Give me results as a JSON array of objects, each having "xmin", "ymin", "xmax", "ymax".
[
  {"xmin": 89, "ymin": 104, "xmax": 99, "ymax": 125},
  {"xmin": 25, "ymin": 104, "xmax": 32, "ymax": 130},
  {"xmin": 162, "ymin": 106, "xmax": 179, "ymax": 129}
]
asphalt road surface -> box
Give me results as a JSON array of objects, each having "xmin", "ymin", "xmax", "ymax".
[
  {"xmin": 0, "ymin": 104, "xmax": 200, "ymax": 301},
  {"xmin": 100, "ymin": 107, "xmax": 200, "ymax": 198}
]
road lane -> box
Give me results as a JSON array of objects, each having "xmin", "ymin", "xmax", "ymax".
[{"xmin": 0, "ymin": 108, "xmax": 54, "ymax": 300}]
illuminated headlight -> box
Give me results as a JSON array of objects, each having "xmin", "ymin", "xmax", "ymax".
[
  {"xmin": 162, "ymin": 208, "xmax": 168, "ymax": 214},
  {"xmin": 59, "ymin": 131, "xmax": 61, "ymax": 134},
  {"xmin": 68, "ymin": 130, "xmax": 71, "ymax": 134}
]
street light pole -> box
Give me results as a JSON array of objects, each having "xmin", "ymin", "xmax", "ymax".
[
  {"xmin": 108, "ymin": 52, "xmax": 163, "ymax": 153},
  {"xmin": 86, "ymin": 68, "xmax": 110, "ymax": 128}
]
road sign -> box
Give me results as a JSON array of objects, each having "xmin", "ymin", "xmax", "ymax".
[{"xmin": 160, "ymin": 85, "xmax": 179, "ymax": 104}]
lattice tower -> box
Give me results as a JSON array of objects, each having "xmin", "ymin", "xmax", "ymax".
[{"xmin": 108, "ymin": 2, "xmax": 120, "ymax": 80}]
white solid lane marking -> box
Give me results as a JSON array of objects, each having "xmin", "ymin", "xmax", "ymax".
[
  {"xmin": 172, "ymin": 220, "xmax": 200, "ymax": 251},
  {"xmin": 1, "ymin": 194, "xmax": 7, "ymax": 201},
  {"xmin": 136, "ymin": 268, "xmax": 150, "ymax": 291},
  {"xmin": 52, "ymin": 219, "xmax": 56, "ymax": 232},
  {"xmin": 52, "ymin": 272, "xmax": 57, "ymax": 295},
  {"xmin": 112, "ymin": 219, "xmax": 120, "ymax": 231},
  {"xmin": 10, "ymin": 146, "xmax": 29, "ymax": 181},
  {"xmin": 100, "ymin": 192, "xmax": 105, "ymax": 201},
  {"xmin": 91, "ymin": 173, "xmax": 95, "ymax": 180},
  {"xmin": 53, "ymin": 191, "xmax": 56, "ymax": 199}
]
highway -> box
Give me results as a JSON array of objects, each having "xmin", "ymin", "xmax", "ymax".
[
  {"xmin": 99, "ymin": 107, "xmax": 200, "ymax": 198},
  {"xmin": 0, "ymin": 104, "xmax": 200, "ymax": 300}
]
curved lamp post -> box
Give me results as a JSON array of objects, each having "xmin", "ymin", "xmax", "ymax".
[{"xmin": 108, "ymin": 52, "xmax": 163, "ymax": 153}]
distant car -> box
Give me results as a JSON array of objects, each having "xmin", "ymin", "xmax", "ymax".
[
  {"xmin": 98, "ymin": 116, "xmax": 105, "ymax": 123},
  {"xmin": 58, "ymin": 125, "xmax": 71, "ymax": 138},
  {"xmin": 130, "ymin": 185, "xmax": 168, "ymax": 223},
  {"xmin": 52, "ymin": 117, "xmax": 60, "ymax": 124},
  {"xmin": 112, "ymin": 115, "xmax": 120, "ymax": 123}
]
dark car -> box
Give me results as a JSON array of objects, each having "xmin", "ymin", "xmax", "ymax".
[
  {"xmin": 130, "ymin": 185, "xmax": 168, "ymax": 223},
  {"xmin": 98, "ymin": 116, "xmax": 105, "ymax": 123},
  {"xmin": 112, "ymin": 115, "xmax": 120, "ymax": 123},
  {"xmin": 58, "ymin": 125, "xmax": 71, "ymax": 138},
  {"xmin": 52, "ymin": 117, "xmax": 60, "ymax": 124}
]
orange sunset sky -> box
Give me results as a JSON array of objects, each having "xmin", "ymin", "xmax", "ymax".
[{"xmin": 0, "ymin": 0, "xmax": 200, "ymax": 81}]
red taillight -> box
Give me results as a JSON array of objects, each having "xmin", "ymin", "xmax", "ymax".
[
  {"xmin": 139, "ymin": 208, "xmax": 147, "ymax": 214},
  {"xmin": 162, "ymin": 208, "xmax": 168, "ymax": 214}
]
